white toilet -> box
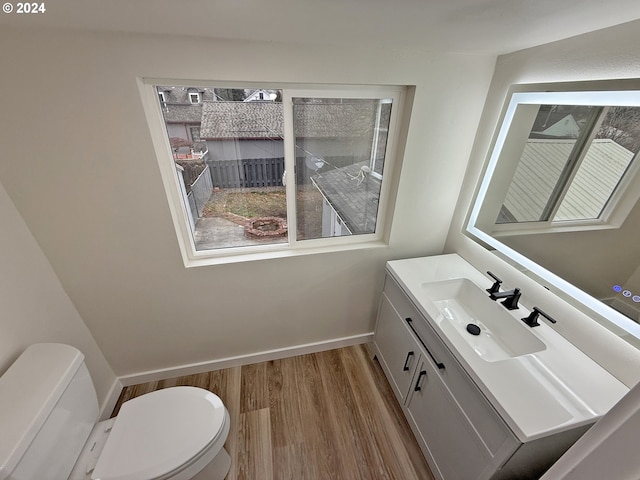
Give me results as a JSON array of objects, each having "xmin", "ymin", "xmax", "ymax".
[{"xmin": 0, "ymin": 343, "xmax": 231, "ymax": 480}]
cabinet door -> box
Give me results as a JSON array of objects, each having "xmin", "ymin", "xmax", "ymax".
[
  {"xmin": 374, "ymin": 293, "xmax": 421, "ymax": 403},
  {"xmin": 406, "ymin": 360, "xmax": 490, "ymax": 480},
  {"xmin": 408, "ymin": 308, "xmax": 517, "ymax": 461}
]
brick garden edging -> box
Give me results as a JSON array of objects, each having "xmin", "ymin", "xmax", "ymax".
[{"xmin": 244, "ymin": 216, "xmax": 288, "ymax": 239}]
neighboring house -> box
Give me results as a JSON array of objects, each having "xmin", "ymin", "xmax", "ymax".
[
  {"xmin": 200, "ymin": 101, "xmax": 284, "ymax": 160},
  {"xmin": 172, "ymin": 146, "xmax": 207, "ymax": 161},
  {"xmin": 311, "ymin": 162, "xmax": 382, "ymax": 236},
  {"xmin": 243, "ymin": 89, "xmax": 279, "ymax": 102},
  {"xmin": 501, "ymin": 138, "xmax": 634, "ymax": 222},
  {"xmin": 156, "ymin": 86, "xmax": 216, "ymax": 148},
  {"xmin": 199, "ymin": 99, "xmax": 385, "ymax": 162},
  {"xmin": 538, "ymin": 114, "xmax": 581, "ymax": 137},
  {"xmin": 530, "ymin": 106, "xmax": 593, "ymax": 137}
]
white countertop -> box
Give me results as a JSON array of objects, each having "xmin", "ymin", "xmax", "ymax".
[{"xmin": 386, "ymin": 254, "xmax": 629, "ymax": 442}]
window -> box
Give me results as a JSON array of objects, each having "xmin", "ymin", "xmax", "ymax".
[
  {"xmin": 470, "ymin": 91, "xmax": 640, "ymax": 238},
  {"xmin": 158, "ymin": 91, "xmax": 166, "ymax": 104},
  {"xmin": 140, "ymin": 81, "xmax": 406, "ymax": 266},
  {"xmin": 189, "ymin": 126, "xmax": 201, "ymax": 143},
  {"xmin": 292, "ymin": 96, "xmax": 392, "ymax": 239},
  {"xmin": 189, "ymin": 92, "xmax": 200, "ymax": 104}
]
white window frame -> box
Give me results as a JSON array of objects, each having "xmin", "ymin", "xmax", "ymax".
[
  {"xmin": 138, "ymin": 79, "xmax": 406, "ymax": 267},
  {"xmin": 369, "ymin": 98, "xmax": 392, "ymax": 181},
  {"xmin": 188, "ymin": 92, "xmax": 200, "ymax": 104},
  {"xmin": 470, "ymin": 91, "xmax": 640, "ymax": 239}
]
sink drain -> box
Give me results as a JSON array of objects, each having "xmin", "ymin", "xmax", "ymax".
[{"xmin": 466, "ymin": 323, "xmax": 481, "ymax": 336}]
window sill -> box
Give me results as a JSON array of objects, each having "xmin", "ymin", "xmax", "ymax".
[{"xmin": 182, "ymin": 239, "xmax": 389, "ymax": 267}]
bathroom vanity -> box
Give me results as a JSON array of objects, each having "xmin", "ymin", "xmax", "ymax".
[{"xmin": 372, "ymin": 254, "xmax": 629, "ymax": 480}]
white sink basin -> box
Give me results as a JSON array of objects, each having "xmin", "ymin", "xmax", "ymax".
[{"xmin": 420, "ymin": 278, "xmax": 546, "ymax": 362}]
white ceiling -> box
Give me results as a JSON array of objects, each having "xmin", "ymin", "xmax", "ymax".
[{"xmin": 3, "ymin": 0, "xmax": 640, "ymax": 55}]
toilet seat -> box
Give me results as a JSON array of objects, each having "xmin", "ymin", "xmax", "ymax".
[{"xmin": 92, "ymin": 387, "xmax": 228, "ymax": 480}]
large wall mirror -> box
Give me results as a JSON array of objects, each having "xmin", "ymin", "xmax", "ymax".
[{"xmin": 467, "ymin": 87, "xmax": 640, "ymax": 346}]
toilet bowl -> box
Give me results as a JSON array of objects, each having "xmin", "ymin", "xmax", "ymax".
[{"xmin": 0, "ymin": 343, "xmax": 232, "ymax": 480}]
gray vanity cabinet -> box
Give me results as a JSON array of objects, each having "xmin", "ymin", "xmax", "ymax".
[
  {"xmin": 373, "ymin": 259, "xmax": 612, "ymax": 479},
  {"xmin": 373, "ymin": 274, "xmax": 523, "ymax": 480},
  {"xmin": 374, "ymin": 294, "xmax": 422, "ymax": 404}
]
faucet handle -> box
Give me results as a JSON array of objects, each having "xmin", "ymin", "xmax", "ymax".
[
  {"xmin": 486, "ymin": 271, "xmax": 502, "ymax": 295},
  {"xmin": 522, "ymin": 307, "xmax": 557, "ymax": 327}
]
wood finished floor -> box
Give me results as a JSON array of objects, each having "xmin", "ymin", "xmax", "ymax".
[{"xmin": 113, "ymin": 345, "xmax": 434, "ymax": 480}]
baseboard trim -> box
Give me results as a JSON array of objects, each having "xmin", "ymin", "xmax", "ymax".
[{"xmin": 117, "ymin": 332, "xmax": 374, "ymax": 387}]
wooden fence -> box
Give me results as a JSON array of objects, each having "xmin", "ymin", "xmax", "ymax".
[
  {"xmin": 205, "ymin": 156, "xmax": 361, "ymax": 189},
  {"xmin": 208, "ymin": 157, "xmax": 285, "ymax": 188}
]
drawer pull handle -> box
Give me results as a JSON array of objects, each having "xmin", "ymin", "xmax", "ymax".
[
  {"xmin": 405, "ymin": 318, "xmax": 445, "ymax": 370},
  {"xmin": 414, "ymin": 370, "xmax": 427, "ymax": 391},
  {"xmin": 402, "ymin": 351, "xmax": 414, "ymax": 371}
]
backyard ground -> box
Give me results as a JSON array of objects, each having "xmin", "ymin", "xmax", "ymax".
[
  {"xmin": 202, "ymin": 187, "xmax": 287, "ymax": 219},
  {"xmin": 198, "ymin": 186, "xmax": 324, "ymax": 245}
]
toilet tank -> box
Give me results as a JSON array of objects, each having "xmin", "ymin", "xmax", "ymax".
[{"xmin": 0, "ymin": 343, "xmax": 99, "ymax": 480}]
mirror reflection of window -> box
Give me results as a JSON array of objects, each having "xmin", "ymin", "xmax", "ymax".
[
  {"xmin": 557, "ymin": 106, "xmax": 640, "ymax": 221},
  {"xmin": 498, "ymin": 105, "xmax": 639, "ymax": 225}
]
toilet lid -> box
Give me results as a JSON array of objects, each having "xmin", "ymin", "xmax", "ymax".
[{"xmin": 92, "ymin": 386, "xmax": 226, "ymax": 480}]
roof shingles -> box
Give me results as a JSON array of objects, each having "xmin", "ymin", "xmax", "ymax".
[
  {"xmin": 200, "ymin": 101, "xmax": 379, "ymax": 139},
  {"xmin": 311, "ymin": 162, "xmax": 381, "ymax": 235}
]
